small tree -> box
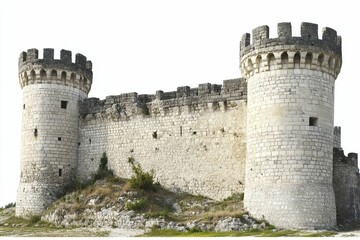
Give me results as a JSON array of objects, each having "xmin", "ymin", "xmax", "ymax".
[
  {"xmin": 128, "ymin": 157, "xmax": 156, "ymax": 191},
  {"xmin": 93, "ymin": 152, "xmax": 114, "ymax": 181}
]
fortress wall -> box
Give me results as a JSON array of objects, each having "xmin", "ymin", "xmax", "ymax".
[{"xmin": 78, "ymin": 82, "xmax": 247, "ymax": 200}]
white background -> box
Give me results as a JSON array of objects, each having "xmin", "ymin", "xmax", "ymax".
[{"xmin": 0, "ymin": 0, "xmax": 359, "ymax": 207}]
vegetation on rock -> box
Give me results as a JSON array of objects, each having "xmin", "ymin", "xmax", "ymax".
[{"xmin": 127, "ymin": 156, "xmax": 157, "ymax": 191}]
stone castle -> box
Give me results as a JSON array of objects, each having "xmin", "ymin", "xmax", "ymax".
[{"xmin": 16, "ymin": 22, "xmax": 360, "ymax": 230}]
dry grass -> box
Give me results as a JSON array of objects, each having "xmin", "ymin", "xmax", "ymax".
[{"xmin": 122, "ymin": 181, "xmax": 132, "ymax": 192}]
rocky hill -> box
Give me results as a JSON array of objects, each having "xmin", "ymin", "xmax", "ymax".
[{"xmin": 41, "ymin": 177, "xmax": 262, "ymax": 232}]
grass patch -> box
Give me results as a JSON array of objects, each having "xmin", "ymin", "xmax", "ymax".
[
  {"xmin": 144, "ymin": 207, "xmax": 170, "ymax": 219},
  {"xmin": 141, "ymin": 228, "xmax": 337, "ymax": 237},
  {"xmin": 0, "ymin": 226, "xmax": 110, "ymax": 237},
  {"xmin": 141, "ymin": 228, "xmax": 290, "ymax": 237},
  {"xmin": 4, "ymin": 215, "xmax": 51, "ymax": 227},
  {"xmin": 125, "ymin": 198, "xmax": 147, "ymax": 211},
  {"xmin": 301, "ymin": 231, "xmax": 337, "ymax": 237}
]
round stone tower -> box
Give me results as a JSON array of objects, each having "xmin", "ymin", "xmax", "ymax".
[
  {"xmin": 16, "ymin": 49, "xmax": 93, "ymax": 216},
  {"xmin": 240, "ymin": 22, "xmax": 341, "ymax": 229}
]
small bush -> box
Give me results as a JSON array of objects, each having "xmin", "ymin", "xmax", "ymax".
[
  {"xmin": 128, "ymin": 157, "xmax": 156, "ymax": 191},
  {"xmin": 3, "ymin": 202, "xmax": 16, "ymax": 209},
  {"xmin": 29, "ymin": 215, "xmax": 41, "ymax": 225},
  {"xmin": 93, "ymin": 152, "xmax": 114, "ymax": 182},
  {"xmin": 188, "ymin": 227, "xmax": 203, "ymax": 233},
  {"xmin": 125, "ymin": 198, "xmax": 147, "ymax": 211},
  {"xmin": 224, "ymin": 192, "xmax": 244, "ymax": 202},
  {"xmin": 144, "ymin": 207, "xmax": 170, "ymax": 219}
]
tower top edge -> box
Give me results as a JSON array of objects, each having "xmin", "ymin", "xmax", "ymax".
[
  {"xmin": 240, "ymin": 22, "xmax": 341, "ymax": 58},
  {"xmin": 18, "ymin": 48, "xmax": 93, "ymax": 79}
]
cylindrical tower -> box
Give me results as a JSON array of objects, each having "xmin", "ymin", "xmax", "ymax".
[
  {"xmin": 16, "ymin": 48, "xmax": 93, "ymax": 216},
  {"xmin": 240, "ymin": 22, "xmax": 342, "ymax": 229}
]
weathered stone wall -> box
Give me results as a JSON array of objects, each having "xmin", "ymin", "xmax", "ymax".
[
  {"xmin": 241, "ymin": 22, "xmax": 341, "ymax": 230},
  {"xmin": 333, "ymin": 148, "xmax": 360, "ymax": 223},
  {"xmin": 78, "ymin": 79, "xmax": 247, "ymax": 200},
  {"xmin": 16, "ymin": 49, "xmax": 92, "ymax": 216},
  {"xmin": 16, "ymin": 84, "xmax": 87, "ymax": 216}
]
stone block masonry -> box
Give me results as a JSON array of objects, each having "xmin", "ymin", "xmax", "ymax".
[
  {"xmin": 16, "ymin": 22, "xmax": 360, "ymax": 231},
  {"xmin": 241, "ymin": 22, "xmax": 341, "ymax": 229},
  {"xmin": 16, "ymin": 49, "xmax": 92, "ymax": 216},
  {"xmin": 78, "ymin": 79, "xmax": 247, "ymax": 200}
]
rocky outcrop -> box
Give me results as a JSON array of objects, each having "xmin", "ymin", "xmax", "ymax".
[{"xmin": 42, "ymin": 207, "xmax": 265, "ymax": 232}]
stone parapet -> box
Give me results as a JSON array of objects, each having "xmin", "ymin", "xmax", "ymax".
[
  {"xmin": 240, "ymin": 23, "xmax": 342, "ymax": 79},
  {"xmin": 81, "ymin": 78, "xmax": 247, "ymax": 118},
  {"xmin": 18, "ymin": 48, "xmax": 93, "ymax": 94}
]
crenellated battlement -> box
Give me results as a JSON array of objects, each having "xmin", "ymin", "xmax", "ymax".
[
  {"xmin": 239, "ymin": 22, "xmax": 342, "ymax": 79},
  {"xmin": 81, "ymin": 78, "xmax": 247, "ymax": 120},
  {"xmin": 18, "ymin": 48, "xmax": 93, "ymax": 94}
]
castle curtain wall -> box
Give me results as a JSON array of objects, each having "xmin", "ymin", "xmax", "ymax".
[{"xmin": 78, "ymin": 80, "xmax": 247, "ymax": 200}]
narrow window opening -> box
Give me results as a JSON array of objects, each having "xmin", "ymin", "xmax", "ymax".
[
  {"xmin": 281, "ymin": 52, "xmax": 288, "ymax": 64},
  {"xmin": 59, "ymin": 169, "xmax": 62, "ymax": 177},
  {"xmin": 309, "ymin": 117, "xmax": 318, "ymax": 126},
  {"xmin": 51, "ymin": 70, "xmax": 57, "ymax": 79},
  {"xmin": 318, "ymin": 53, "xmax": 324, "ymax": 67},
  {"xmin": 61, "ymin": 100, "xmax": 68, "ymax": 109},
  {"xmin": 180, "ymin": 126, "xmax": 182, "ymax": 137},
  {"xmin": 89, "ymin": 138, "xmax": 91, "ymax": 144},
  {"xmin": 34, "ymin": 128, "xmax": 38, "ymax": 137},
  {"xmin": 40, "ymin": 69, "xmax": 46, "ymax": 78},
  {"xmin": 192, "ymin": 131, "xmax": 197, "ymax": 135},
  {"xmin": 305, "ymin": 52, "xmax": 312, "ymax": 65},
  {"xmin": 30, "ymin": 70, "xmax": 36, "ymax": 80},
  {"xmin": 294, "ymin": 52, "xmax": 301, "ymax": 67},
  {"xmin": 152, "ymin": 131, "xmax": 157, "ymax": 139},
  {"xmin": 70, "ymin": 73, "xmax": 76, "ymax": 81},
  {"xmin": 58, "ymin": 137, "xmax": 62, "ymax": 141},
  {"xmin": 267, "ymin": 53, "xmax": 276, "ymax": 70},
  {"xmin": 23, "ymin": 104, "xmax": 25, "ymax": 109},
  {"xmin": 61, "ymin": 71, "xmax": 66, "ymax": 81}
]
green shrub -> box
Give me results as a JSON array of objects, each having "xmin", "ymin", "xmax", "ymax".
[
  {"xmin": 188, "ymin": 227, "xmax": 203, "ymax": 233},
  {"xmin": 125, "ymin": 198, "xmax": 147, "ymax": 211},
  {"xmin": 93, "ymin": 152, "xmax": 114, "ymax": 181},
  {"xmin": 144, "ymin": 207, "xmax": 170, "ymax": 219},
  {"xmin": 128, "ymin": 157, "xmax": 156, "ymax": 191},
  {"xmin": 29, "ymin": 215, "xmax": 41, "ymax": 225},
  {"xmin": 4, "ymin": 202, "xmax": 16, "ymax": 209},
  {"xmin": 224, "ymin": 192, "xmax": 244, "ymax": 202}
]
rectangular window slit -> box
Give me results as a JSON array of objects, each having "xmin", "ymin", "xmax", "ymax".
[
  {"xmin": 59, "ymin": 169, "xmax": 62, "ymax": 177},
  {"xmin": 61, "ymin": 100, "xmax": 68, "ymax": 109},
  {"xmin": 23, "ymin": 104, "xmax": 25, "ymax": 109},
  {"xmin": 58, "ymin": 137, "xmax": 62, "ymax": 141},
  {"xmin": 309, "ymin": 117, "xmax": 318, "ymax": 126}
]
